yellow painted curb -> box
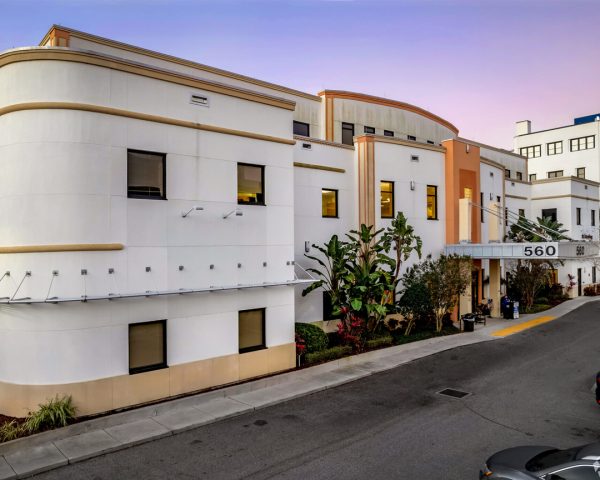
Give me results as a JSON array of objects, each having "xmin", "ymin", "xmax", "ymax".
[{"xmin": 491, "ymin": 316, "xmax": 556, "ymax": 337}]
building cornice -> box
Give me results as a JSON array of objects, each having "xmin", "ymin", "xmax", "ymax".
[
  {"xmin": 355, "ymin": 134, "xmax": 446, "ymax": 153},
  {"xmin": 532, "ymin": 176, "xmax": 600, "ymax": 187},
  {"xmin": 0, "ymin": 102, "xmax": 296, "ymax": 146},
  {"xmin": 457, "ymin": 137, "xmax": 527, "ymax": 161},
  {"xmin": 39, "ymin": 25, "xmax": 321, "ymax": 103},
  {"xmin": 318, "ymin": 90, "xmax": 459, "ymax": 135},
  {"xmin": 0, "ymin": 47, "xmax": 297, "ymax": 111}
]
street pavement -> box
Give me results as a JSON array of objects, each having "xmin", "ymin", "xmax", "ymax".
[{"xmin": 1, "ymin": 296, "xmax": 598, "ymax": 479}]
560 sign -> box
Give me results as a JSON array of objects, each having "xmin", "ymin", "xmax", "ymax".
[{"xmin": 523, "ymin": 245, "xmax": 557, "ymax": 257}]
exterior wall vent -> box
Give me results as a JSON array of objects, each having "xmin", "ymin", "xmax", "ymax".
[
  {"xmin": 302, "ymin": 143, "xmax": 312, "ymax": 150},
  {"xmin": 190, "ymin": 94, "xmax": 209, "ymax": 107},
  {"xmin": 411, "ymin": 155, "xmax": 419, "ymax": 162}
]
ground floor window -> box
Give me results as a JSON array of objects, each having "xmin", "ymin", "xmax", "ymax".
[
  {"xmin": 129, "ymin": 320, "xmax": 167, "ymax": 374},
  {"xmin": 239, "ymin": 308, "xmax": 266, "ymax": 353}
]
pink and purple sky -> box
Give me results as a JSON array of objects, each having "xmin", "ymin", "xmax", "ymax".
[{"xmin": 1, "ymin": 0, "xmax": 599, "ymax": 149}]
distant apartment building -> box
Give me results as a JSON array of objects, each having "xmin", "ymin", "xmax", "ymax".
[{"xmin": 0, "ymin": 25, "xmax": 597, "ymax": 418}]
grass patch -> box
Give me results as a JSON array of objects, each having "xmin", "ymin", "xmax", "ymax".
[
  {"xmin": 0, "ymin": 420, "xmax": 25, "ymax": 443},
  {"xmin": 365, "ymin": 335, "xmax": 393, "ymax": 349},
  {"xmin": 23, "ymin": 395, "xmax": 76, "ymax": 433}
]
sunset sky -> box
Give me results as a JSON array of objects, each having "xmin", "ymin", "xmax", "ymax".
[{"xmin": 1, "ymin": 0, "xmax": 599, "ymax": 149}]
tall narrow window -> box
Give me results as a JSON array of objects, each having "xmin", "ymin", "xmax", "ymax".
[
  {"xmin": 380, "ymin": 181, "xmax": 394, "ymax": 218},
  {"xmin": 576, "ymin": 207, "xmax": 582, "ymax": 225},
  {"xmin": 518, "ymin": 208, "xmax": 525, "ymax": 219},
  {"xmin": 129, "ymin": 320, "xmax": 167, "ymax": 374},
  {"xmin": 516, "ymin": 172, "xmax": 523, "ymax": 181},
  {"xmin": 239, "ymin": 308, "xmax": 265, "ymax": 353},
  {"xmin": 577, "ymin": 167, "xmax": 586, "ymax": 178},
  {"xmin": 384, "ymin": 130, "xmax": 394, "ymax": 137},
  {"xmin": 364, "ymin": 126, "xmax": 375, "ymax": 134},
  {"xmin": 427, "ymin": 185, "xmax": 438, "ymax": 220},
  {"xmin": 322, "ymin": 189, "xmax": 338, "ymax": 217},
  {"xmin": 480, "ymin": 192, "xmax": 484, "ymax": 223},
  {"xmin": 237, "ymin": 164, "xmax": 265, "ymax": 205},
  {"xmin": 592, "ymin": 210, "xmax": 596, "ymax": 227},
  {"xmin": 505, "ymin": 207, "xmax": 508, "ymax": 226},
  {"xmin": 341, "ymin": 122, "xmax": 354, "ymax": 146},
  {"xmin": 293, "ymin": 121, "xmax": 310, "ymax": 137},
  {"xmin": 505, "ymin": 170, "xmax": 511, "ymax": 178},
  {"xmin": 593, "ymin": 267, "xmax": 597, "ymax": 284},
  {"xmin": 127, "ymin": 150, "xmax": 166, "ymax": 199},
  {"xmin": 529, "ymin": 173, "xmax": 537, "ymax": 182}
]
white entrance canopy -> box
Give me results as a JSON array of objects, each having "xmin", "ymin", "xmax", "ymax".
[{"xmin": 444, "ymin": 241, "xmax": 599, "ymax": 260}]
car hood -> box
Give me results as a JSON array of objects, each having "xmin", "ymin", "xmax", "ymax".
[{"xmin": 487, "ymin": 445, "xmax": 555, "ymax": 470}]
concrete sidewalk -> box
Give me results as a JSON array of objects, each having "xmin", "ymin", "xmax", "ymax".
[{"xmin": 0, "ymin": 296, "xmax": 596, "ymax": 479}]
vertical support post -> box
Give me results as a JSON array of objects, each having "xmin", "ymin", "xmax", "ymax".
[
  {"xmin": 489, "ymin": 259, "xmax": 501, "ymax": 317},
  {"xmin": 459, "ymin": 198, "xmax": 472, "ymax": 242}
]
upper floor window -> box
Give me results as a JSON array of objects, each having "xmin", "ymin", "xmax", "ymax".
[
  {"xmin": 577, "ymin": 167, "xmax": 586, "ymax": 178},
  {"xmin": 518, "ymin": 208, "xmax": 525, "ymax": 218},
  {"xmin": 548, "ymin": 170, "xmax": 563, "ymax": 178},
  {"xmin": 529, "ymin": 173, "xmax": 537, "ymax": 182},
  {"xmin": 384, "ymin": 130, "xmax": 394, "ymax": 137},
  {"xmin": 322, "ymin": 189, "xmax": 338, "ymax": 218},
  {"xmin": 364, "ymin": 126, "xmax": 375, "ymax": 134},
  {"xmin": 238, "ymin": 163, "xmax": 265, "ymax": 205},
  {"xmin": 505, "ymin": 170, "xmax": 511, "ymax": 178},
  {"xmin": 427, "ymin": 185, "xmax": 438, "ymax": 220},
  {"xmin": 427, "ymin": 140, "xmax": 435, "ymax": 145},
  {"xmin": 516, "ymin": 171, "xmax": 523, "ymax": 181},
  {"xmin": 407, "ymin": 135, "xmax": 416, "ymax": 141},
  {"xmin": 380, "ymin": 181, "xmax": 394, "ymax": 219},
  {"xmin": 592, "ymin": 210, "xmax": 596, "ymax": 227},
  {"xmin": 129, "ymin": 320, "xmax": 167, "ymax": 374},
  {"xmin": 341, "ymin": 122, "xmax": 354, "ymax": 146},
  {"xmin": 239, "ymin": 309, "xmax": 266, "ymax": 354},
  {"xmin": 576, "ymin": 207, "xmax": 582, "ymax": 225},
  {"xmin": 480, "ymin": 192, "xmax": 484, "ymax": 223},
  {"xmin": 127, "ymin": 150, "xmax": 166, "ymax": 200},
  {"xmin": 519, "ymin": 145, "xmax": 541, "ymax": 158},
  {"xmin": 547, "ymin": 141, "xmax": 563, "ymax": 155},
  {"xmin": 570, "ymin": 135, "xmax": 595, "ymax": 151},
  {"xmin": 293, "ymin": 121, "xmax": 310, "ymax": 137},
  {"xmin": 541, "ymin": 208, "xmax": 557, "ymax": 222}
]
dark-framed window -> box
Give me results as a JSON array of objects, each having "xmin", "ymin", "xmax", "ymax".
[
  {"xmin": 384, "ymin": 130, "xmax": 394, "ymax": 137},
  {"xmin": 407, "ymin": 135, "xmax": 416, "ymax": 141},
  {"xmin": 529, "ymin": 173, "xmax": 537, "ymax": 181},
  {"xmin": 322, "ymin": 189, "xmax": 338, "ymax": 218},
  {"xmin": 505, "ymin": 169, "xmax": 511, "ymax": 178},
  {"xmin": 576, "ymin": 167, "xmax": 586, "ymax": 178},
  {"xmin": 592, "ymin": 210, "xmax": 596, "ymax": 227},
  {"xmin": 237, "ymin": 163, "xmax": 265, "ymax": 205},
  {"xmin": 593, "ymin": 267, "xmax": 597, "ymax": 284},
  {"xmin": 570, "ymin": 135, "xmax": 595, "ymax": 152},
  {"xmin": 380, "ymin": 181, "xmax": 394, "ymax": 218},
  {"xmin": 127, "ymin": 149, "xmax": 167, "ymax": 200},
  {"xmin": 480, "ymin": 192, "xmax": 484, "ymax": 223},
  {"xmin": 519, "ymin": 145, "xmax": 541, "ymax": 158},
  {"xmin": 341, "ymin": 122, "xmax": 354, "ymax": 146},
  {"xmin": 576, "ymin": 207, "xmax": 582, "ymax": 225},
  {"xmin": 427, "ymin": 140, "xmax": 435, "ymax": 145},
  {"xmin": 129, "ymin": 320, "xmax": 167, "ymax": 374},
  {"xmin": 547, "ymin": 170, "xmax": 563, "ymax": 178},
  {"xmin": 518, "ymin": 208, "xmax": 525, "ymax": 219},
  {"xmin": 542, "ymin": 208, "xmax": 557, "ymax": 222},
  {"xmin": 516, "ymin": 171, "xmax": 523, "ymax": 180},
  {"xmin": 427, "ymin": 185, "xmax": 438, "ymax": 220},
  {"xmin": 547, "ymin": 141, "xmax": 563, "ymax": 155},
  {"xmin": 293, "ymin": 121, "xmax": 310, "ymax": 137},
  {"xmin": 504, "ymin": 207, "xmax": 508, "ymax": 226},
  {"xmin": 239, "ymin": 308, "xmax": 266, "ymax": 353},
  {"xmin": 364, "ymin": 126, "xmax": 375, "ymax": 134}
]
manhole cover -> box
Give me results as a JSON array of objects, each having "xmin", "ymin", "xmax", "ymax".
[{"xmin": 437, "ymin": 388, "xmax": 471, "ymax": 399}]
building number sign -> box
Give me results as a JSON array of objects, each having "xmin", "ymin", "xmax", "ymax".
[{"xmin": 523, "ymin": 245, "xmax": 557, "ymax": 257}]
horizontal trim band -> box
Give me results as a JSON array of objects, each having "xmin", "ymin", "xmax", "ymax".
[
  {"xmin": 355, "ymin": 134, "xmax": 446, "ymax": 153},
  {"xmin": 531, "ymin": 194, "xmax": 600, "ymax": 202},
  {"xmin": 505, "ymin": 194, "xmax": 528, "ymax": 200},
  {"xmin": 532, "ymin": 175, "xmax": 600, "ymax": 187},
  {"xmin": 293, "ymin": 135, "xmax": 354, "ymax": 150},
  {"xmin": 0, "ymin": 48, "xmax": 296, "ymax": 111},
  {"xmin": 0, "ymin": 243, "xmax": 124, "ymax": 254},
  {"xmin": 293, "ymin": 162, "xmax": 346, "ymax": 173},
  {"xmin": 0, "ymin": 102, "xmax": 296, "ymax": 146}
]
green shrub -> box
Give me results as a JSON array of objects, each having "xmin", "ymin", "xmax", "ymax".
[
  {"xmin": 24, "ymin": 395, "xmax": 76, "ymax": 433},
  {"xmin": 366, "ymin": 336, "xmax": 393, "ymax": 349},
  {"xmin": 295, "ymin": 323, "xmax": 328, "ymax": 354},
  {"xmin": 305, "ymin": 346, "xmax": 352, "ymax": 364},
  {"xmin": 527, "ymin": 304, "xmax": 551, "ymax": 314},
  {"xmin": 535, "ymin": 296, "xmax": 549, "ymax": 304},
  {"xmin": 0, "ymin": 420, "xmax": 24, "ymax": 442}
]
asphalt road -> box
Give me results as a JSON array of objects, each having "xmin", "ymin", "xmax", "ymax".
[{"xmin": 34, "ymin": 301, "xmax": 600, "ymax": 480}]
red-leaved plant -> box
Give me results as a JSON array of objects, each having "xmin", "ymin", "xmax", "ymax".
[{"xmin": 337, "ymin": 307, "xmax": 366, "ymax": 352}]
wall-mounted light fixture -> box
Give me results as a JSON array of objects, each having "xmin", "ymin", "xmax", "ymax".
[
  {"xmin": 223, "ymin": 209, "xmax": 243, "ymax": 219},
  {"xmin": 304, "ymin": 241, "xmax": 310, "ymax": 253},
  {"xmin": 410, "ymin": 180, "xmax": 416, "ymax": 191},
  {"xmin": 182, "ymin": 206, "xmax": 204, "ymax": 218}
]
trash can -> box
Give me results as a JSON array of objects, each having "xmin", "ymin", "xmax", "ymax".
[
  {"xmin": 503, "ymin": 302, "xmax": 514, "ymax": 320},
  {"xmin": 463, "ymin": 315, "xmax": 475, "ymax": 332}
]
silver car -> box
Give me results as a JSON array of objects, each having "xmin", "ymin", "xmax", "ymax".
[{"xmin": 480, "ymin": 442, "xmax": 600, "ymax": 479}]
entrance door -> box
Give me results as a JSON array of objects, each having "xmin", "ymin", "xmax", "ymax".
[
  {"xmin": 472, "ymin": 271, "xmax": 479, "ymax": 311},
  {"xmin": 577, "ymin": 268, "xmax": 582, "ymax": 296}
]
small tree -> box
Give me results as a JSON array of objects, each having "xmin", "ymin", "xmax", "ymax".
[
  {"xmin": 382, "ymin": 212, "xmax": 423, "ymax": 291},
  {"xmin": 419, "ymin": 254, "xmax": 471, "ymax": 332},
  {"xmin": 397, "ymin": 265, "xmax": 432, "ymax": 335}
]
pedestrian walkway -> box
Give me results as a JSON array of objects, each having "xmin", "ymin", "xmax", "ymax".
[{"xmin": 0, "ymin": 295, "xmax": 596, "ymax": 479}]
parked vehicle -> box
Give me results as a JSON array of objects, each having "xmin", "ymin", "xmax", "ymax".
[{"xmin": 480, "ymin": 442, "xmax": 600, "ymax": 479}]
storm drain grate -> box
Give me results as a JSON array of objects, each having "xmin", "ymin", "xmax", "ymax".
[{"xmin": 437, "ymin": 388, "xmax": 471, "ymax": 399}]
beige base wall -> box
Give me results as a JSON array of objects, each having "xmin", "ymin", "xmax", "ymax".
[{"xmin": 0, "ymin": 343, "xmax": 295, "ymax": 418}]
